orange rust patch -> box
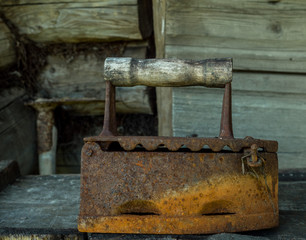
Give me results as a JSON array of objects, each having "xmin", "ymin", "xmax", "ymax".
[
  {"xmin": 78, "ymin": 213, "xmax": 279, "ymax": 234},
  {"xmin": 79, "ymin": 147, "xmax": 278, "ymax": 234},
  {"xmin": 79, "ymin": 174, "xmax": 278, "ymax": 234},
  {"xmin": 153, "ymin": 174, "xmax": 277, "ymax": 217}
]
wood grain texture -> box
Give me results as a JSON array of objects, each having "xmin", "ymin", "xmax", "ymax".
[
  {"xmin": 0, "ymin": 160, "xmax": 20, "ymax": 192},
  {"xmin": 172, "ymin": 72, "xmax": 306, "ymax": 169},
  {"xmin": 0, "ymin": 89, "xmax": 36, "ymax": 175},
  {"xmin": 0, "ymin": 88, "xmax": 24, "ymax": 109},
  {"xmin": 0, "ymin": 175, "xmax": 81, "ymax": 236},
  {"xmin": 104, "ymin": 57, "xmax": 232, "ymax": 87},
  {"xmin": 0, "ymin": 175, "xmax": 306, "ymax": 239},
  {"xmin": 38, "ymin": 43, "xmax": 152, "ymax": 114},
  {"xmin": 156, "ymin": 87, "xmax": 172, "ymax": 136},
  {"xmin": 2, "ymin": 0, "xmax": 130, "ymax": 3},
  {"xmin": 165, "ymin": 0, "xmax": 306, "ymax": 73},
  {"xmin": 152, "ymin": 0, "xmax": 166, "ymax": 60},
  {"xmin": 0, "ymin": 19, "xmax": 15, "ymax": 69},
  {"xmin": 0, "ymin": 0, "xmax": 144, "ymax": 43},
  {"xmin": 279, "ymin": 181, "xmax": 306, "ymax": 211},
  {"xmin": 153, "ymin": 0, "xmax": 172, "ymax": 136}
]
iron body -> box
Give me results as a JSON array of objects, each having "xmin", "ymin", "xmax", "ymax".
[
  {"xmin": 79, "ymin": 137, "xmax": 278, "ymax": 234},
  {"xmin": 78, "ymin": 58, "xmax": 278, "ymax": 234}
]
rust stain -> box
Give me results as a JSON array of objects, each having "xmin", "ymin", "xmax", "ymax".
[
  {"xmin": 84, "ymin": 135, "xmax": 278, "ymax": 153},
  {"xmin": 79, "ymin": 60, "xmax": 278, "ymax": 234},
  {"xmin": 154, "ymin": 174, "xmax": 276, "ymax": 217},
  {"xmin": 79, "ymin": 212, "xmax": 278, "ymax": 234},
  {"xmin": 29, "ymin": 102, "xmax": 58, "ymax": 154},
  {"xmin": 79, "ymin": 146, "xmax": 279, "ymax": 234},
  {"xmin": 78, "ymin": 173, "xmax": 279, "ymax": 234}
]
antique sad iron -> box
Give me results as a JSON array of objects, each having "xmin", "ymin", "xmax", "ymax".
[{"xmin": 78, "ymin": 58, "xmax": 278, "ymax": 234}]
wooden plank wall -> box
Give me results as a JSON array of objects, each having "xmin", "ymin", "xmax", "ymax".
[
  {"xmin": 0, "ymin": 0, "xmax": 149, "ymax": 43},
  {"xmin": 38, "ymin": 42, "xmax": 152, "ymax": 114},
  {"xmin": 152, "ymin": 0, "xmax": 172, "ymax": 136},
  {"xmin": 0, "ymin": 0, "xmax": 154, "ymax": 174},
  {"xmin": 0, "ymin": 0, "xmax": 153, "ymax": 115},
  {"xmin": 165, "ymin": 0, "xmax": 306, "ymax": 73},
  {"xmin": 153, "ymin": 0, "xmax": 306, "ymax": 169},
  {"xmin": 1, "ymin": 175, "xmax": 305, "ymax": 238}
]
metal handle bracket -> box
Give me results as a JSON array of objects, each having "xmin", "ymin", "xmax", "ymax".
[{"xmin": 100, "ymin": 58, "xmax": 234, "ymax": 139}]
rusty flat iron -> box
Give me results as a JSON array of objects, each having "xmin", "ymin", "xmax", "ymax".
[{"xmin": 78, "ymin": 58, "xmax": 278, "ymax": 234}]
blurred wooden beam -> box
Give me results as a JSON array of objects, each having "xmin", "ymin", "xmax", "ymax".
[
  {"xmin": 0, "ymin": 0, "xmax": 152, "ymax": 43},
  {"xmin": 37, "ymin": 41, "xmax": 153, "ymax": 115},
  {"xmin": 0, "ymin": 18, "xmax": 15, "ymax": 69},
  {"xmin": 153, "ymin": 0, "xmax": 172, "ymax": 136},
  {"xmin": 0, "ymin": 160, "xmax": 20, "ymax": 192}
]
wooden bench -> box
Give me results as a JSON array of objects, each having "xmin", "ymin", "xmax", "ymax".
[{"xmin": 0, "ymin": 162, "xmax": 305, "ymax": 239}]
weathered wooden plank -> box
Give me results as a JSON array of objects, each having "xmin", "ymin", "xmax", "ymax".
[
  {"xmin": 152, "ymin": 0, "xmax": 172, "ymax": 136},
  {"xmin": 156, "ymin": 86, "xmax": 172, "ymax": 136},
  {"xmin": 165, "ymin": 0, "xmax": 306, "ymax": 73},
  {"xmin": 0, "ymin": 175, "xmax": 83, "ymax": 239},
  {"xmin": 0, "ymin": 19, "xmax": 15, "ymax": 69},
  {"xmin": 279, "ymin": 181, "xmax": 306, "ymax": 211},
  {"xmin": 0, "ymin": 0, "xmax": 144, "ymax": 43},
  {"xmin": 0, "ymin": 88, "xmax": 24, "ymax": 109},
  {"xmin": 2, "ymin": 0, "xmax": 132, "ymax": 3},
  {"xmin": 279, "ymin": 168, "xmax": 306, "ymax": 181},
  {"xmin": 0, "ymin": 175, "xmax": 305, "ymax": 239},
  {"xmin": 48, "ymin": 87, "xmax": 153, "ymax": 115},
  {"xmin": 231, "ymin": 72, "xmax": 306, "ymax": 94},
  {"xmin": 0, "ymin": 234, "xmax": 82, "ymax": 240},
  {"xmin": 172, "ymin": 72, "xmax": 306, "ymax": 169},
  {"xmin": 38, "ymin": 43, "xmax": 153, "ymax": 114},
  {"xmin": 0, "ymin": 88, "xmax": 36, "ymax": 175},
  {"xmin": 0, "ymin": 160, "xmax": 20, "ymax": 192},
  {"xmin": 152, "ymin": 0, "xmax": 166, "ymax": 60}
]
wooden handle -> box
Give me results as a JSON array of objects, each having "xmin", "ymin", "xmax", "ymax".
[{"xmin": 104, "ymin": 57, "xmax": 232, "ymax": 88}]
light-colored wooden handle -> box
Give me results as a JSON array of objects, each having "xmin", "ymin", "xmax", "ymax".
[{"xmin": 104, "ymin": 57, "xmax": 232, "ymax": 87}]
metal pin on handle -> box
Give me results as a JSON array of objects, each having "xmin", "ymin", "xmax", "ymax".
[
  {"xmin": 219, "ymin": 83, "xmax": 234, "ymax": 139},
  {"xmin": 100, "ymin": 81, "xmax": 117, "ymax": 136}
]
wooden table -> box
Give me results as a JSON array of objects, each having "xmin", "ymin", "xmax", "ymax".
[{"xmin": 0, "ymin": 174, "xmax": 305, "ymax": 240}]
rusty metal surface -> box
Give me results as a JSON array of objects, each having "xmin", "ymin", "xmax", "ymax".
[
  {"xmin": 100, "ymin": 81, "xmax": 117, "ymax": 136},
  {"xmin": 83, "ymin": 136, "xmax": 278, "ymax": 153},
  {"xmin": 79, "ymin": 58, "xmax": 279, "ymax": 234},
  {"xmin": 79, "ymin": 142, "xmax": 278, "ymax": 234},
  {"xmin": 98, "ymin": 81, "xmax": 235, "ymax": 140}
]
